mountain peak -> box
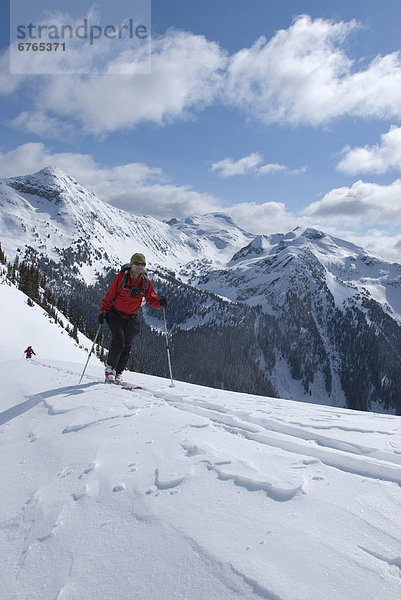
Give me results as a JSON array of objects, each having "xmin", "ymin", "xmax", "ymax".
[
  {"xmin": 3, "ymin": 166, "xmax": 87, "ymax": 206},
  {"xmin": 5, "ymin": 165, "xmax": 80, "ymax": 191},
  {"xmin": 229, "ymin": 234, "xmax": 271, "ymax": 264},
  {"xmin": 35, "ymin": 165, "xmax": 79, "ymax": 185},
  {"xmin": 37, "ymin": 165, "xmax": 66, "ymax": 177},
  {"xmin": 301, "ymin": 227, "xmax": 325, "ymax": 240}
]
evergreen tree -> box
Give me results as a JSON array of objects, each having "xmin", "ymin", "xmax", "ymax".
[
  {"xmin": 13, "ymin": 255, "xmax": 19, "ymax": 282},
  {"xmin": 0, "ymin": 243, "xmax": 6, "ymax": 265},
  {"xmin": 71, "ymin": 324, "xmax": 79, "ymax": 342},
  {"xmin": 19, "ymin": 262, "xmax": 41, "ymax": 301},
  {"xmin": 7, "ymin": 263, "xmax": 14, "ymax": 281},
  {"xmin": 57, "ymin": 296, "xmax": 68, "ymax": 316}
]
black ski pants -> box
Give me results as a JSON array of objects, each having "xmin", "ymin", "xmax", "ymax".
[{"xmin": 106, "ymin": 310, "xmax": 140, "ymax": 374}]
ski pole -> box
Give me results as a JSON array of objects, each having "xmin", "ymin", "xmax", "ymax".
[
  {"xmin": 162, "ymin": 307, "xmax": 175, "ymax": 388},
  {"xmin": 78, "ymin": 324, "xmax": 101, "ymax": 384}
]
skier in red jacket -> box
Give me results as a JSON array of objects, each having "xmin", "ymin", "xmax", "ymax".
[
  {"xmin": 99, "ymin": 253, "xmax": 167, "ymax": 384},
  {"xmin": 24, "ymin": 346, "xmax": 36, "ymax": 359}
]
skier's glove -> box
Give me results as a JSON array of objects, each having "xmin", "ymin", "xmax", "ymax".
[
  {"xmin": 98, "ymin": 311, "xmax": 107, "ymax": 323},
  {"xmin": 159, "ymin": 296, "xmax": 167, "ymax": 308}
]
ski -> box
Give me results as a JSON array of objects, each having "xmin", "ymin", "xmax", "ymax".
[
  {"xmin": 104, "ymin": 380, "xmax": 143, "ymax": 391},
  {"xmin": 120, "ymin": 383, "xmax": 143, "ymax": 391}
]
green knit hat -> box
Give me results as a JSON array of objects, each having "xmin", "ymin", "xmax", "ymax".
[{"xmin": 130, "ymin": 252, "xmax": 146, "ymax": 265}]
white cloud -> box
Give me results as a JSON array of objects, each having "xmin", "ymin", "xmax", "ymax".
[
  {"xmin": 0, "ymin": 143, "xmax": 219, "ymax": 220},
  {"xmin": 9, "ymin": 111, "xmax": 74, "ymax": 140},
  {"xmin": 351, "ymin": 229, "xmax": 401, "ymax": 262},
  {"xmin": 0, "ymin": 143, "xmax": 53, "ymax": 177},
  {"xmin": 337, "ymin": 125, "xmax": 401, "ymax": 175},
  {"xmin": 28, "ymin": 30, "xmax": 227, "ymax": 136},
  {"xmin": 4, "ymin": 16, "xmax": 401, "ymax": 138},
  {"xmin": 229, "ymin": 200, "xmax": 299, "ymax": 233},
  {"xmin": 112, "ymin": 183, "xmax": 219, "ymax": 220},
  {"xmin": 210, "ymin": 153, "xmax": 263, "ymax": 177},
  {"xmin": 258, "ymin": 163, "xmax": 307, "ymax": 176},
  {"xmin": 228, "ymin": 194, "xmax": 401, "ymax": 263},
  {"xmin": 225, "ymin": 15, "xmax": 401, "ymax": 126},
  {"xmin": 257, "ymin": 163, "xmax": 287, "ymax": 175},
  {"xmin": 210, "ymin": 153, "xmax": 305, "ymax": 178},
  {"xmin": 304, "ymin": 179, "xmax": 401, "ymax": 222}
]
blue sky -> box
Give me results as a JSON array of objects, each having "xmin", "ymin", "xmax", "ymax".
[{"xmin": 1, "ymin": 0, "xmax": 401, "ymax": 260}]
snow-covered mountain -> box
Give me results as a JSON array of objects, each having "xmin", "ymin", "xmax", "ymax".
[
  {"xmin": 1, "ymin": 167, "xmax": 401, "ymax": 414},
  {"xmin": 1, "ymin": 275, "xmax": 400, "ymax": 600},
  {"xmin": 191, "ymin": 228, "xmax": 401, "ymax": 413},
  {"xmin": 196, "ymin": 227, "xmax": 401, "ymax": 318},
  {"xmin": 0, "ymin": 167, "xmax": 253, "ymax": 281}
]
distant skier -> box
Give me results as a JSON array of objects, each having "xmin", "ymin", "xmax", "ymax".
[
  {"xmin": 98, "ymin": 253, "xmax": 167, "ymax": 384},
  {"xmin": 24, "ymin": 346, "xmax": 36, "ymax": 359}
]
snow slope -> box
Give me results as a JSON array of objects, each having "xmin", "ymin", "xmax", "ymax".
[
  {"xmin": 1, "ymin": 280, "xmax": 401, "ymax": 600},
  {"xmin": 0, "ymin": 278, "xmax": 91, "ymax": 363}
]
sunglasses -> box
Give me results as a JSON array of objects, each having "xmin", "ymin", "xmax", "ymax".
[{"xmin": 133, "ymin": 261, "xmax": 145, "ymax": 266}]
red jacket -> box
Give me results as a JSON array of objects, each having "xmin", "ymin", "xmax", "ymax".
[{"xmin": 101, "ymin": 271, "xmax": 162, "ymax": 316}]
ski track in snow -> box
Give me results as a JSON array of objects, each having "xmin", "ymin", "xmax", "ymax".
[
  {"xmin": 17, "ymin": 362, "xmax": 401, "ymax": 495},
  {"xmin": 157, "ymin": 392, "xmax": 401, "ymax": 489},
  {"xmin": 1, "ymin": 358, "xmax": 401, "ymax": 600},
  {"xmin": 3, "ymin": 359, "xmax": 401, "ymax": 502}
]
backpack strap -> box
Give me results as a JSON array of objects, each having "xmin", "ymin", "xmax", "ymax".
[
  {"xmin": 108, "ymin": 266, "xmax": 130, "ymax": 310},
  {"xmin": 111, "ymin": 267, "xmax": 149, "ymax": 308},
  {"xmin": 142, "ymin": 274, "xmax": 149, "ymax": 296},
  {"xmin": 118, "ymin": 266, "xmax": 131, "ymax": 294}
]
